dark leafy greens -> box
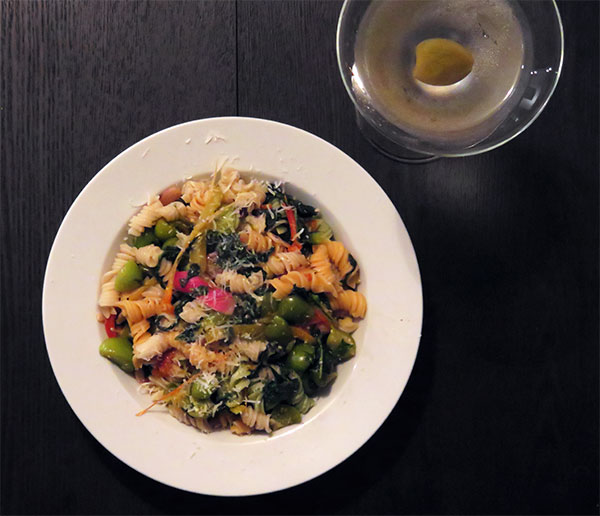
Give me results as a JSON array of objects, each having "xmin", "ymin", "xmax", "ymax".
[{"xmin": 206, "ymin": 231, "xmax": 271, "ymax": 271}]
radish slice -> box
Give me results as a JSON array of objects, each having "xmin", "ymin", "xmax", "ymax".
[
  {"xmin": 173, "ymin": 271, "xmax": 235, "ymax": 314},
  {"xmin": 159, "ymin": 185, "xmax": 182, "ymax": 205},
  {"xmin": 173, "ymin": 271, "xmax": 209, "ymax": 293},
  {"xmin": 198, "ymin": 289, "xmax": 236, "ymax": 315}
]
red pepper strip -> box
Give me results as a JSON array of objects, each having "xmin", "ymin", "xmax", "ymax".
[
  {"xmin": 104, "ymin": 314, "xmax": 119, "ymax": 338},
  {"xmin": 283, "ymin": 204, "xmax": 302, "ymax": 251},
  {"xmin": 283, "ymin": 205, "xmax": 297, "ymax": 241}
]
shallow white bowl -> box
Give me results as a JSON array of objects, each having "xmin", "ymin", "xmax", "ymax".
[{"xmin": 42, "ymin": 117, "xmax": 422, "ymax": 496}]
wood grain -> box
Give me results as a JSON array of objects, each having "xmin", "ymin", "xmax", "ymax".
[
  {"xmin": 238, "ymin": 2, "xmax": 599, "ymax": 514},
  {"xmin": 1, "ymin": 0, "xmax": 598, "ymax": 514},
  {"xmin": 1, "ymin": 1, "xmax": 235, "ymax": 514}
]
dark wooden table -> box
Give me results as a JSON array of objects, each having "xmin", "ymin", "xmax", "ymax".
[{"xmin": 1, "ymin": 1, "xmax": 598, "ymax": 514}]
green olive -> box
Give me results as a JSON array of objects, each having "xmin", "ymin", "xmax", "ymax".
[
  {"xmin": 326, "ymin": 328, "xmax": 356, "ymax": 362},
  {"xmin": 277, "ymin": 295, "xmax": 313, "ymax": 323},
  {"xmin": 154, "ymin": 218, "xmax": 176, "ymax": 241},
  {"xmin": 133, "ymin": 229, "xmax": 159, "ymax": 248},
  {"xmin": 264, "ymin": 315, "xmax": 293, "ymax": 344},
  {"xmin": 286, "ymin": 343, "xmax": 315, "ymax": 373},
  {"xmin": 191, "ymin": 380, "xmax": 214, "ymax": 401},
  {"xmin": 99, "ymin": 337, "xmax": 134, "ymax": 373},
  {"xmin": 162, "ymin": 237, "xmax": 179, "ymax": 250},
  {"xmin": 270, "ymin": 404, "xmax": 302, "ymax": 430},
  {"xmin": 114, "ymin": 260, "xmax": 143, "ymax": 292}
]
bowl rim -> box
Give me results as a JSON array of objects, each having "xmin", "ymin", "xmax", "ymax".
[{"xmin": 42, "ymin": 116, "xmax": 424, "ymax": 496}]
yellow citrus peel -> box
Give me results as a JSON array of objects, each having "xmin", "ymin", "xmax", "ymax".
[{"xmin": 413, "ymin": 38, "xmax": 474, "ymax": 86}]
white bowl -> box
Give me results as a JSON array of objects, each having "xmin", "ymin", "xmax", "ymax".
[{"xmin": 42, "ymin": 117, "xmax": 422, "ymax": 496}]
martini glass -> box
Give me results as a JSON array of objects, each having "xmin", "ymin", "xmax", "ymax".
[{"xmin": 337, "ymin": 0, "xmax": 564, "ymax": 163}]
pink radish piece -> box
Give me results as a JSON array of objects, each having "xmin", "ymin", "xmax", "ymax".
[
  {"xmin": 173, "ymin": 271, "xmax": 235, "ymax": 314},
  {"xmin": 159, "ymin": 185, "xmax": 182, "ymax": 205},
  {"xmin": 198, "ymin": 289, "xmax": 236, "ymax": 315},
  {"xmin": 173, "ymin": 271, "xmax": 209, "ymax": 293}
]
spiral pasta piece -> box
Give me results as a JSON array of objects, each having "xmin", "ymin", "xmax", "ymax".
[
  {"xmin": 310, "ymin": 244, "xmax": 339, "ymax": 289},
  {"xmin": 217, "ymin": 169, "xmax": 239, "ymax": 201},
  {"xmin": 245, "ymin": 184, "xmax": 267, "ymax": 208},
  {"xmin": 241, "ymin": 406, "xmax": 271, "ymax": 433},
  {"xmin": 128, "ymin": 197, "xmax": 163, "ymax": 236},
  {"xmin": 181, "ymin": 179, "xmax": 209, "ymax": 203},
  {"xmin": 102, "ymin": 244, "xmax": 137, "ymax": 282},
  {"xmin": 133, "ymin": 333, "xmax": 169, "ymax": 367},
  {"xmin": 179, "ymin": 300, "xmax": 208, "ymax": 324},
  {"xmin": 240, "ymin": 227, "xmax": 273, "ymax": 253},
  {"xmin": 329, "ymin": 290, "xmax": 367, "ymax": 319},
  {"xmin": 337, "ymin": 316, "xmax": 360, "ymax": 333},
  {"xmin": 189, "ymin": 188, "xmax": 213, "ymax": 215},
  {"xmin": 245, "ymin": 213, "xmax": 266, "ymax": 233},
  {"xmin": 268, "ymin": 269, "xmax": 336, "ymax": 299},
  {"xmin": 264, "ymin": 251, "xmax": 308, "ymax": 277},
  {"xmin": 158, "ymin": 259, "xmax": 174, "ymax": 279},
  {"xmin": 233, "ymin": 190, "xmax": 265, "ymax": 210},
  {"xmin": 128, "ymin": 197, "xmax": 186, "ymax": 237},
  {"xmin": 134, "ymin": 244, "xmax": 162, "ymax": 268},
  {"xmin": 141, "ymin": 284, "xmax": 165, "ymax": 299},
  {"xmin": 117, "ymin": 297, "xmax": 172, "ymax": 324},
  {"xmin": 157, "ymin": 201, "xmax": 187, "ymax": 222},
  {"xmin": 130, "ymin": 319, "xmax": 150, "ymax": 345},
  {"xmin": 325, "ymin": 241, "xmax": 354, "ymax": 278},
  {"xmin": 218, "ymin": 169, "xmax": 266, "ymax": 208},
  {"xmin": 215, "ymin": 270, "xmax": 264, "ymax": 294},
  {"xmin": 98, "ymin": 279, "xmax": 119, "ymax": 311}
]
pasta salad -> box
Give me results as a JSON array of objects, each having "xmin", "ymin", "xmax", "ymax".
[{"xmin": 97, "ymin": 169, "xmax": 367, "ymax": 434}]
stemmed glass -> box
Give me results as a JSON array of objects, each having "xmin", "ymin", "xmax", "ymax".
[{"xmin": 337, "ymin": 0, "xmax": 564, "ymax": 163}]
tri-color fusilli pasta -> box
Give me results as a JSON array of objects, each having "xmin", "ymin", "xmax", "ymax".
[
  {"xmin": 214, "ymin": 270, "xmax": 264, "ymax": 295},
  {"xmin": 268, "ymin": 269, "xmax": 336, "ymax": 299},
  {"xmin": 328, "ymin": 290, "xmax": 367, "ymax": 319},
  {"xmin": 97, "ymin": 170, "xmax": 366, "ymax": 436},
  {"xmin": 239, "ymin": 227, "xmax": 273, "ymax": 253},
  {"xmin": 117, "ymin": 297, "xmax": 172, "ymax": 324},
  {"xmin": 264, "ymin": 250, "xmax": 309, "ymax": 277}
]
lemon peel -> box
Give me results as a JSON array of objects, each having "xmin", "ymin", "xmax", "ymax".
[{"xmin": 413, "ymin": 38, "xmax": 474, "ymax": 86}]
